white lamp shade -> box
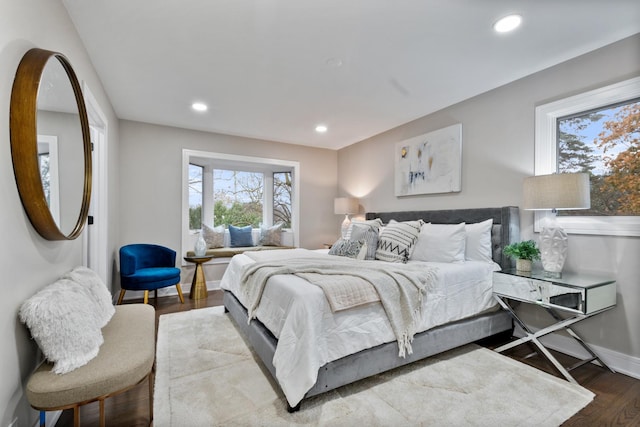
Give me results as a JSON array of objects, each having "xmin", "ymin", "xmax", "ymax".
[
  {"xmin": 334, "ymin": 197, "xmax": 359, "ymax": 215},
  {"xmin": 523, "ymin": 173, "xmax": 590, "ymax": 210}
]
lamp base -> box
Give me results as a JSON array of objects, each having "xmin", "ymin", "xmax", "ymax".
[
  {"xmin": 341, "ymin": 214, "xmax": 351, "ymax": 238},
  {"xmin": 539, "ymin": 217, "xmax": 568, "ymax": 277}
]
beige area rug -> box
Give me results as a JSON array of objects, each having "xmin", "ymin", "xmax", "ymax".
[{"xmin": 154, "ymin": 307, "xmax": 594, "ymax": 426}]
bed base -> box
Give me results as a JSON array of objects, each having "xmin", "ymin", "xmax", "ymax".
[{"xmin": 223, "ymin": 290, "xmax": 513, "ymax": 411}]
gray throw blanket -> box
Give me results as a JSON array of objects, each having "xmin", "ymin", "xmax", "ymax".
[{"xmin": 240, "ymin": 257, "xmax": 438, "ymax": 357}]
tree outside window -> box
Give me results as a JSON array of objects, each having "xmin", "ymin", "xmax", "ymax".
[
  {"xmin": 213, "ymin": 170, "xmax": 264, "ymax": 227},
  {"xmin": 273, "ymin": 172, "xmax": 292, "ymax": 228},
  {"xmin": 557, "ymin": 99, "xmax": 639, "ymax": 216},
  {"xmin": 188, "ymin": 164, "xmax": 203, "ymax": 230}
]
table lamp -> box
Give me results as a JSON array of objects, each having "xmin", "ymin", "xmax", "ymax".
[
  {"xmin": 334, "ymin": 197, "xmax": 359, "ymax": 238},
  {"xmin": 523, "ymin": 172, "xmax": 590, "ymax": 277}
]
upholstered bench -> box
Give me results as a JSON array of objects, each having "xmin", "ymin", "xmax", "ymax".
[
  {"xmin": 19, "ymin": 267, "xmax": 155, "ymax": 427},
  {"xmin": 185, "ymin": 245, "xmax": 296, "ymax": 258},
  {"xmin": 26, "ymin": 304, "xmax": 155, "ymax": 426}
]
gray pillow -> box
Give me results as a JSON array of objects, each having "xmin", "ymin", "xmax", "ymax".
[
  {"xmin": 259, "ymin": 223, "xmax": 284, "ymax": 246},
  {"xmin": 329, "ymin": 238, "xmax": 366, "ymax": 259},
  {"xmin": 349, "ymin": 223, "xmax": 379, "ymax": 260},
  {"xmin": 202, "ymin": 224, "xmax": 225, "ymax": 248}
]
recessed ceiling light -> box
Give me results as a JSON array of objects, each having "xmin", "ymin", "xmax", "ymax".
[
  {"xmin": 315, "ymin": 124, "xmax": 328, "ymax": 133},
  {"xmin": 493, "ymin": 14, "xmax": 522, "ymax": 33},
  {"xmin": 325, "ymin": 57, "xmax": 343, "ymax": 68},
  {"xmin": 192, "ymin": 102, "xmax": 208, "ymax": 112}
]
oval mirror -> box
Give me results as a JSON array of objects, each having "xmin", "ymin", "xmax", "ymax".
[{"xmin": 10, "ymin": 48, "xmax": 92, "ymax": 240}]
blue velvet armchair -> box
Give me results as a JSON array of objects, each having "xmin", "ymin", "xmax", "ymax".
[{"xmin": 118, "ymin": 244, "xmax": 184, "ymax": 304}]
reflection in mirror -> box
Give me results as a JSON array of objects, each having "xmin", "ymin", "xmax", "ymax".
[
  {"xmin": 10, "ymin": 48, "xmax": 91, "ymax": 240},
  {"xmin": 37, "ymin": 135, "xmax": 60, "ymax": 223},
  {"xmin": 37, "ymin": 56, "xmax": 85, "ymax": 235}
]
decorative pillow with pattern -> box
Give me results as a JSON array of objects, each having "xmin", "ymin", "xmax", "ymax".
[
  {"xmin": 328, "ymin": 238, "xmax": 367, "ymax": 259},
  {"xmin": 349, "ymin": 223, "xmax": 379, "ymax": 260},
  {"xmin": 375, "ymin": 219, "xmax": 424, "ymax": 263},
  {"xmin": 344, "ymin": 218, "xmax": 383, "ymax": 240},
  {"xmin": 202, "ymin": 224, "xmax": 225, "ymax": 248},
  {"xmin": 259, "ymin": 222, "xmax": 284, "ymax": 246}
]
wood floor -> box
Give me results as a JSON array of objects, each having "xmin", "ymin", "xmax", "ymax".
[{"xmin": 57, "ymin": 290, "xmax": 640, "ymax": 426}]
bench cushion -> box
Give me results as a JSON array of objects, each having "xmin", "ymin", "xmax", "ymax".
[
  {"xmin": 185, "ymin": 245, "xmax": 296, "ymax": 258},
  {"xmin": 26, "ymin": 304, "xmax": 155, "ymax": 410}
]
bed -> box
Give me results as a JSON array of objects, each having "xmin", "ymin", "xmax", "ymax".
[{"xmin": 221, "ymin": 206, "xmax": 519, "ymax": 411}]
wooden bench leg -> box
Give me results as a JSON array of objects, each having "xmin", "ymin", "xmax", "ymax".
[
  {"xmin": 73, "ymin": 405, "xmax": 80, "ymax": 427},
  {"xmin": 99, "ymin": 399, "xmax": 105, "ymax": 427},
  {"xmin": 149, "ymin": 371, "xmax": 154, "ymax": 425}
]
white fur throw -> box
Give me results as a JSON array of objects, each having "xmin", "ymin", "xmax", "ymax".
[
  {"xmin": 19, "ymin": 279, "xmax": 104, "ymax": 374},
  {"xmin": 61, "ymin": 266, "xmax": 115, "ymax": 328}
]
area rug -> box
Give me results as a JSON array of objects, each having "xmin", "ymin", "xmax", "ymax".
[{"xmin": 154, "ymin": 306, "xmax": 594, "ymax": 426}]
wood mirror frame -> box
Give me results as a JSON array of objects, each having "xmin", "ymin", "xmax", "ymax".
[{"xmin": 10, "ymin": 48, "xmax": 92, "ymax": 240}]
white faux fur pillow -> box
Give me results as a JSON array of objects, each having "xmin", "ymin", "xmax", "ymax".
[
  {"xmin": 61, "ymin": 266, "xmax": 115, "ymax": 328},
  {"xmin": 19, "ymin": 279, "xmax": 104, "ymax": 374}
]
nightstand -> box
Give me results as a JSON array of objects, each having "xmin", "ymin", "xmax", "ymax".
[{"xmin": 493, "ymin": 269, "xmax": 616, "ymax": 383}]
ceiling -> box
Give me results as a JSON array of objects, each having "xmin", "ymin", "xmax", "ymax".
[{"xmin": 62, "ymin": 1, "xmax": 640, "ymax": 150}]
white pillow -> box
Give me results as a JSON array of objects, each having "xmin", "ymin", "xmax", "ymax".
[
  {"xmin": 19, "ymin": 279, "xmax": 104, "ymax": 374},
  {"xmin": 465, "ymin": 219, "xmax": 494, "ymax": 263},
  {"xmin": 411, "ymin": 222, "xmax": 466, "ymax": 263},
  {"xmin": 202, "ymin": 224, "xmax": 225, "ymax": 248},
  {"xmin": 61, "ymin": 266, "xmax": 115, "ymax": 328}
]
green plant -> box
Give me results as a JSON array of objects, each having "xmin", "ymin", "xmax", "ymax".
[{"xmin": 503, "ymin": 240, "xmax": 541, "ymax": 261}]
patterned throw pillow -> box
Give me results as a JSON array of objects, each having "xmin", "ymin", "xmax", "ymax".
[
  {"xmin": 375, "ymin": 219, "xmax": 424, "ymax": 263},
  {"xmin": 349, "ymin": 223, "xmax": 379, "ymax": 260},
  {"xmin": 229, "ymin": 225, "xmax": 254, "ymax": 247},
  {"xmin": 259, "ymin": 223, "xmax": 284, "ymax": 246},
  {"xmin": 344, "ymin": 218, "xmax": 383, "ymax": 240},
  {"xmin": 328, "ymin": 238, "xmax": 366, "ymax": 259},
  {"xmin": 202, "ymin": 224, "xmax": 225, "ymax": 248}
]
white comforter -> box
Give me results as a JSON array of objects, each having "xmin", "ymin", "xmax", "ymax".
[{"xmin": 219, "ymin": 248, "xmax": 498, "ymax": 407}]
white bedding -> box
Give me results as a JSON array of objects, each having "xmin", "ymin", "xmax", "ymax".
[{"xmin": 219, "ymin": 248, "xmax": 498, "ymax": 407}]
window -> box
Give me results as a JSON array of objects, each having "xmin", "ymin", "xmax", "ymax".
[
  {"xmin": 181, "ymin": 150, "xmax": 300, "ymax": 255},
  {"xmin": 188, "ymin": 164, "xmax": 203, "ymax": 230},
  {"xmin": 273, "ymin": 172, "xmax": 292, "ymax": 228},
  {"xmin": 534, "ymin": 76, "xmax": 640, "ymax": 236}
]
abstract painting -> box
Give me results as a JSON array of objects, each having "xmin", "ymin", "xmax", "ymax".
[{"xmin": 395, "ymin": 123, "xmax": 462, "ymax": 196}]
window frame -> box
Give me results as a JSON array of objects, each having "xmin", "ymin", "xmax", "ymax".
[
  {"xmin": 182, "ymin": 150, "xmax": 300, "ymax": 256},
  {"xmin": 534, "ymin": 76, "xmax": 640, "ymax": 237}
]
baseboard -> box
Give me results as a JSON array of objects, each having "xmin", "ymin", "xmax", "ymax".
[
  {"xmin": 118, "ymin": 280, "xmax": 221, "ymax": 302},
  {"xmin": 513, "ymin": 325, "xmax": 640, "ymax": 380}
]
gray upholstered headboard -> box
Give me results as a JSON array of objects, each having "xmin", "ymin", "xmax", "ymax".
[{"xmin": 365, "ymin": 206, "xmax": 520, "ymax": 270}]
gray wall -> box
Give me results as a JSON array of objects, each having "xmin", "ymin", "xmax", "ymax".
[
  {"xmin": 117, "ymin": 120, "xmax": 338, "ymax": 260},
  {"xmin": 0, "ymin": 1, "xmax": 120, "ymax": 425},
  {"xmin": 338, "ymin": 34, "xmax": 640, "ymax": 365}
]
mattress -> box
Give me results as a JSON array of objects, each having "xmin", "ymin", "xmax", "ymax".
[{"xmin": 219, "ymin": 248, "xmax": 498, "ymax": 406}]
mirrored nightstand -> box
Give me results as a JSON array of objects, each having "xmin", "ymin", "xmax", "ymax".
[{"xmin": 493, "ymin": 269, "xmax": 616, "ymax": 383}]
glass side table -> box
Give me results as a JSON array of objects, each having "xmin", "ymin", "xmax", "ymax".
[{"xmin": 493, "ymin": 269, "xmax": 616, "ymax": 383}]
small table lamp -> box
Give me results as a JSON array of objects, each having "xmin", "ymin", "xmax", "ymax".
[
  {"xmin": 334, "ymin": 197, "xmax": 359, "ymax": 238},
  {"xmin": 523, "ymin": 172, "xmax": 590, "ymax": 277}
]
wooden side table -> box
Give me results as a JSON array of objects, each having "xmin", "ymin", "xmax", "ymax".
[{"xmin": 183, "ymin": 256, "xmax": 213, "ymax": 300}]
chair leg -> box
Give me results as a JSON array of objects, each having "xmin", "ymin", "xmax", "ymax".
[
  {"xmin": 117, "ymin": 289, "xmax": 126, "ymax": 305},
  {"xmin": 175, "ymin": 283, "xmax": 185, "ymax": 304},
  {"xmin": 73, "ymin": 405, "xmax": 80, "ymax": 427},
  {"xmin": 143, "ymin": 290, "xmax": 149, "ymax": 304}
]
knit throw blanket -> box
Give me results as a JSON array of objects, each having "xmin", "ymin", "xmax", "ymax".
[{"xmin": 240, "ymin": 257, "xmax": 437, "ymax": 357}]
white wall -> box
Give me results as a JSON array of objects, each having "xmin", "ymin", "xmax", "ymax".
[
  {"xmin": 338, "ymin": 34, "xmax": 640, "ymax": 368},
  {"xmin": 0, "ymin": 1, "xmax": 120, "ymax": 425},
  {"xmin": 117, "ymin": 120, "xmax": 338, "ymax": 289}
]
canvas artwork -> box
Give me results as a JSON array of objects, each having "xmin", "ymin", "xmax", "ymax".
[{"xmin": 395, "ymin": 123, "xmax": 462, "ymax": 196}]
